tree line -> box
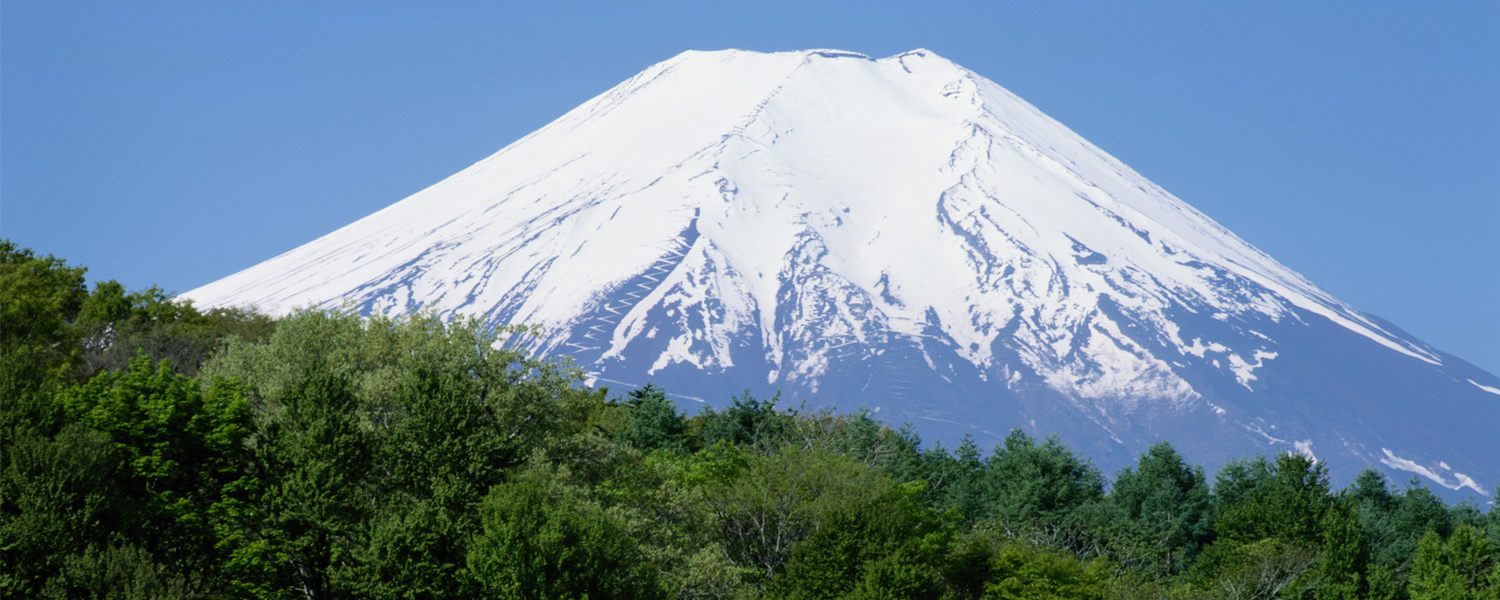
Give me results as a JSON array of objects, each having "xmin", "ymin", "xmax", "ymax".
[{"xmin": 4, "ymin": 239, "xmax": 1498, "ymax": 599}]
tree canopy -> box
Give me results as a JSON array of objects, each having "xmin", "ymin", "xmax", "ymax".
[{"xmin": 4, "ymin": 240, "xmax": 1498, "ymax": 599}]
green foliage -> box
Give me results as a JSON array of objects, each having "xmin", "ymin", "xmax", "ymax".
[
  {"xmin": 1209, "ymin": 538, "xmax": 1325, "ymax": 600},
  {"xmin": 699, "ymin": 389, "xmax": 792, "ymax": 449},
  {"xmin": 1215, "ymin": 453, "xmax": 1333, "ymax": 546},
  {"xmin": 0, "ymin": 424, "xmax": 125, "ymax": 597},
  {"xmin": 920, "ymin": 434, "xmax": 987, "ymax": 523},
  {"xmin": 1196, "ymin": 453, "xmax": 1371, "ymax": 599},
  {"xmin": 74, "ymin": 280, "xmax": 275, "ymax": 378},
  {"xmin": 1317, "ymin": 495, "xmax": 1367, "ymax": 600},
  {"xmin": 978, "ymin": 429, "xmax": 1105, "ymax": 526},
  {"xmin": 773, "ymin": 479, "xmax": 949, "ymax": 600},
  {"xmin": 1103, "ymin": 441, "xmax": 1214, "ymax": 576},
  {"xmin": 40, "ymin": 542, "xmax": 189, "ymax": 600},
  {"xmin": 202, "ymin": 308, "xmax": 589, "ymax": 469},
  {"xmin": 880, "ymin": 427, "xmax": 986, "ymax": 520},
  {"xmin": 6, "ymin": 242, "xmax": 1496, "ymax": 600},
  {"xmin": 1355, "ymin": 467, "xmax": 1465, "ymax": 583},
  {"xmin": 202, "ymin": 307, "xmax": 594, "ymax": 598},
  {"xmin": 982, "ymin": 542, "xmax": 1112, "ymax": 600},
  {"xmin": 706, "ymin": 446, "xmax": 900, "ymax": 584},
  {"xmin": 54, "ymin": 355, "xmax": 258, "ymax": 594},
  {"xmin": 1213, "ymin": 455, "xmax": 1274, "ymax": 513},
  {"xmin": 1, "ymin": 241, "xmax": 90, "ymax": 432},
  {"xmin": 622, "ymin": 383, "xmax": 689, "ymax": 453},
  {"xmin": 468, "ymin": 469, "xmax": 664, "ymax": 600},
  {"xmin": 1409, "ymin": 525, "xmax": 1498, "ymax": 600},
  {"xmin": 253, "ymin": 370, "xmax": 371, "ymax": 598},
  {"xmin": 0, "ymin": 241, "xmax": 89, "ymax": 365}
]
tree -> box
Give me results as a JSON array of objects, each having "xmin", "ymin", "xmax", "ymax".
[
  {"xmin": 55, "ymin": 355, "xmax": 259, "ymax": 595},
  {"xmin": 1213, "ymin": 538, "xmax": 1324, "ymax": 600},
  {"xmin": 699, "ymin": 389, "xmax": 791, "ymax": 449},
  {"xmin": 0, "ymin": 424, "xmax": 126, "ymax": 598},
  {"xmin": 39, "ymin": 542, "xmax": 189, "ymax": 600},
  {"xmin": 1409, "ymin": 525, "xmax": 1498, "ymax": 600},
  {"xmin": 982, "ymin": 542, "xmax": 1112, "ymax": 600},
  {"xmin": 1351, "ymin": 467, "xmax": 1461, "ymax": 586},
  {"xmin": 1215, "ymin": 453, "xmax": 1331, "ymax": 547},
  {"xmin": 622, "ymin": 383, "xmax": 688, "ymax": 453},
  {"xmin": 705, "ymin": 446, "xmax": 898, "ymax": 585},
  {"xmin": 1317, "ymin": 495, "xmax": 1368, "ymax": 600},
  {"xmin": 253, "ymin": 370, "xmax": 372, "ymax": 599},
  {"xmin": 1105, "ymin": 441, "xmax": 1214, "ymax": 577},
  {"xmin": 1, "ymin": 241, "xmax": 89, "ymax": 433},
  {"xmin": 0, "ymin": 241, "xmax": 88, "ymax": 371},
  {"xmin": 1213, "ymin": 455, "xmax": 1273, "ymax": 514},
  {"xmin": 978, "ymin": 429, "xmax": 1105, "ymax": 527},
  {"xmin": 72, "ymin": 280, "xmax": 275, "ymax": 379},
  {"xmin": 197, "ymin": 308, "xmax": 595, "ymax": 597},
  {"xmin": 936, "ymin": 434, "xmax": 987, "ymax": 523},
  {"xmin": 772, "ymin": 479, "xmax": 948, "ymax": 600},
  {"xmin": 201, "ymin": 308, "xmax": 585, "ymax": 472},
  {"xmin": 1200, "ymin": 453, "xmax": 1368, "ymax": 599},
  {"xmin": 468, "ymin": 470, "xmax": 663, "ymax": 599}
]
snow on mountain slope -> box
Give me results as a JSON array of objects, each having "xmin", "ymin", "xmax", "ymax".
[{"xmin": 186, "ymin": 49, "xmax": 1498, "ymax": 498}]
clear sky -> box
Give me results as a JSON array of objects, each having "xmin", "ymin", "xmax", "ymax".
[{"xmin": 4, "ymin": 2, "xmax": 1497, "ymax": 375}]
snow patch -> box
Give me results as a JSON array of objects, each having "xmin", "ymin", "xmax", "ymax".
[
  {"xmin": 1380, "ymin": 448, "xmax": 1488, "ymax": 496},
  {"xmin": 1241, "ymin": 421, "xmax": 1287, "ymax": 445},
  {"xmin": 1293, "ymin": 440, "xmax": 1316, "ymax": 462},
  {"xmin": 1227, "ymin": 350, "xmax": 1278, "ymax": 390},
  {"xmin": 1469, "ymin": 379, "xmax": 1500, "ymax": 397}
]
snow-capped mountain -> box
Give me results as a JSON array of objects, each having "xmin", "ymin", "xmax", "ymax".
[{"xmin": 185, "ymin": 49, "xmax": 1500, "ymax": 499}]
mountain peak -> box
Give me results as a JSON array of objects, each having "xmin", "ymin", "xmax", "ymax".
[{"xmin": 186, "ymin": 49, "xmax": 1499, "ymax": 499}]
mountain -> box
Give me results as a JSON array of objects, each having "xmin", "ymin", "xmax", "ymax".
[{"xmin": 185, "ymin": 49, "xmax": 1500, "ymax": 499}]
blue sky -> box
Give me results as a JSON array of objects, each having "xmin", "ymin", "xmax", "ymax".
[{"xmin": 4, "ymin": 2, "xmax": 1497, "ymax": 375}]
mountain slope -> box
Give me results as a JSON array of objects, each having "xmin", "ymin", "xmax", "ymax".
[{"xmin": 186, "ymin": 49, "xmax": 1500, "ymax": 498}]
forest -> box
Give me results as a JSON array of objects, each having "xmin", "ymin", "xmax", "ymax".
[{"xmin": 3, "ymin": 239, "xmax": 1498, "ymax": 600}]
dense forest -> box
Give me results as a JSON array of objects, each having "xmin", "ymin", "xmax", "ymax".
[{"xmin": 3, "ymin": 239, "xmax": 1498, "ymax": 600}]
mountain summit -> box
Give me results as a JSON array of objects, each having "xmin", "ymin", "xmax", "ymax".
[{"xmin": 186, "ymin": 49, "xmax": 1499, "ymax": 497}]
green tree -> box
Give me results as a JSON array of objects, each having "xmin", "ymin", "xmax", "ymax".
[
  {"xmin": 772, "ymin": 479, "xmax": 949, "ymax": 600},
  {"xmin": 1318, "ymin": 495, "xmax": 1368, "ymax": 600},
  {"xmin": 253, "ymin": 370, "xmax": 372, "ymax": 599},
  {"xmin": 202, "ymin": 309, "xmax": 585, "ymax": 472},
  {"xmin": 622, "ymin": 383, "xmax": 688, "ymax": 453},
  {"xmin": 73, "ymin": 280, "xmax": 275, "ymax": 379},
  {"xmin": 39, "ymin": 542, "xmax": 189, "ymax": 600},
  {"xmin": 468, "ymin": 470, "xmax": 663, "ymax": 600},
  {"xmin": 198, "ymin": 308, "xmax": 594, "ymax": 597},
  {"xmin": 706, "ymin": 446, "xmax": 900, "ymax": 585},
  {"xmin": 936, "ymin": 434, "xmax": 988, "ymax": 523},
  {"xmin": 330, "ymin": 360, "xmax": 519, "ymax": 599},
  {"xmin": 1351, "ymin": 467, "xmax": 1463, "ymax": 588},
  {"xmin": 1, "ymin": 241, "xmax": 90, "ymax": 437},
  {"xmin": 55, "ymin": 355, "xmax": 259, "ymax": 595},
  {"xmin": 1213, "ymin": 455, "xmax": 1273, "ymax": 514},
  {"xmin": 1211, "ymin": 538, "xmax": 1325, "ymax": 600},
  {"xmin": 0, "ymin": 241, "xmax": 88, "ymax": 377},
  {"xmin": 978, "ymin": 429, "xmax": 1105, "ymax": 527},
  {"xmin": 1409, "ymin": 525, "xmax": 1498, "ymax": 600},
  {"xmin": 0, "ymin": 424, "xmax": 127, "ymax": 597},
  {"xmin": 1105, "ymin": 441, "xmax": 1214, "ymax": 577},
  {"xmin": 982, "ymin": 542, "xmax": 1112, "ymax": 600},
  {"xmin": 1200, "ymin": 453, "xmax": 1368, "ymax": 599},
  {"xmin": 1215, "ymin": 453, "xmax": 1331, "ymax": 547},
  {"xmin": 699, "ymin": 389, "xmax": 791, "ymax": 449}
]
